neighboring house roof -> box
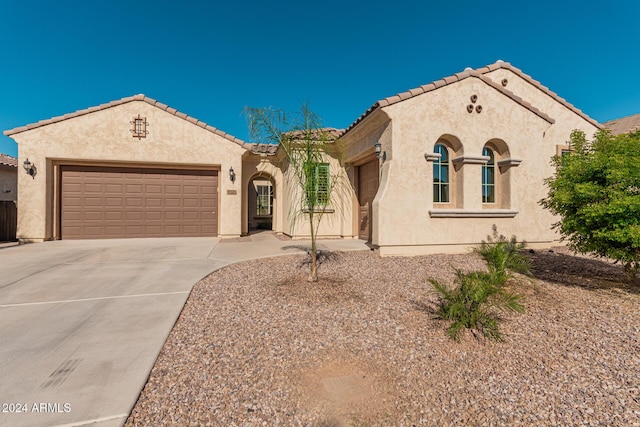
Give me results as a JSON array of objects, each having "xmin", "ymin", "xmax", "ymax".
[
  {"xmin": 0, "ymin": 154, "xmax": 17, "ymax": 168},
  {"xmin": 3, "ymin": 94, "xmax": 254, "ymax": 152},
  {"xmin": 254, "ymin": 128, "xmax": 343, "ymax": 156},
  {"xmin": 251, "ymin": 144, "xmax": 279, "ymax": 155},
  {"xmin": 603, "ymin": 113, "xmax": 640, "ymax": 135},
  {"xmin": 285, "ymin": 127, "xmax": 343, "ymax": 141},
  {"xmin": 342, "ymin": 60, "xmax": 601, "ymax": 136}
]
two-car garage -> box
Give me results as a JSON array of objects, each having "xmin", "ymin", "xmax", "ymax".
[
  {"xmin": 5, "ymin": 94, "xmax": 252, "ymax": 242},
  {"xmin": 60, "ymin": 165, "xmax": 218, "ymax": 239}
]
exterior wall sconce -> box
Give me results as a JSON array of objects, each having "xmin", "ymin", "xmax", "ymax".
[
  {"xmin": 23, "ymin": 158, "xmax": 37, "ymax": 178},
  {"xmin": 374, "ymin": 142, "xmax": 386, "ymax": 161},
  {"xmin": 229, "ymin": 166, "xmax": 236, "ymax": 183}
]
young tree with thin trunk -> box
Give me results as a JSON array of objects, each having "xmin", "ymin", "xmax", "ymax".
[{"xmin": 244, "ymin": 104, "xmax": 344, "ymax": 282}]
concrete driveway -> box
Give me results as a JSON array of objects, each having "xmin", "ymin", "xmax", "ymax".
[
  {"xmin": 0, "ymin": 234, "xmax": 368, "ymax": 427},
  {"xmin": 0, "ymin": 238, "xmax": 228, "ymax": 427}
]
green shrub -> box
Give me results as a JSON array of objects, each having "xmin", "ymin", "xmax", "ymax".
[
  {"xmin": 473, "ymin": 226, "xmax": 532, "ymax": 283},
  {"xmin": 430, "ymin": 228, "xmax": 529, "ymax": 342},
  {"xmin": 540, "ymin": 129, "xmax": 640, "ymax": 280},
  {"xmin": 430, "ymin": 269, "xmax": 525, "ymax": 342}
]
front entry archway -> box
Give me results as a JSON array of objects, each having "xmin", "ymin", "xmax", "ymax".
[{"xmin": 247, "ymin": 173, "xmax": 276, "ymax": 233}]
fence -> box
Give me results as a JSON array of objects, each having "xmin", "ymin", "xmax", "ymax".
[{"xmin": 0, "ymin": 201, "xmax": 17, "ymax": 241}]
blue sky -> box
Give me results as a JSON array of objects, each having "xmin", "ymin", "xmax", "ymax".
[{"xmin": 1, "ymin": 0, "xmax": 638, "ymax": 157}]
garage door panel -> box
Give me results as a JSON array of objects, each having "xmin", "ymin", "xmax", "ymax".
[
  {"xmin": 165, "ymin": 198, "xmax": 180, "ymax": 207},
  {"xmin": 84, "ymin": 183, "xmax": 103, "ymax": 193},
  {"xmin": 63, "ymin": 183, "xmax": 82, "ymax": 192},
  {"xmin": 145, "ymin": 211, "xmax": 162, "ymax": 220},
  {"xmin": 105, "ymin": 183, "xmax": 123, "ymax": 193},
  {"xmin": 61, "ymin": 166, "xmax": 218, "ymax": 239},
  {"xmin": 146, "ymin": 184, "xmax": 163, "ymax": 193},
  {"xmin": 105, "ymin": 211, "xmax": 124, "ymax": 220},
  {"xmin": 164, "ymin": 211, "xmax": 181, "ymax": 221},
  {"xmin": 105, "ymin": 197, "xmax": 124, "ymax": 207},
  {"xmin": 84, "ymin": 197, "xmax": 103, "ymax": 207},
  {"xmin": 145, "ymin": 198, "xmax": 162, "ymax": 207},
  {"xmin": 183, "ymin": 212, "xmax": 198, "ymax": 221},
  {"xmin": 183, "ymin": 198, "xmax": 199, "ymax": 208},
  {"xmin": 84, "ymin": 212, "xmax": 103, "ymax": 221},
  {"xmin": 126, "ymin": 197, "xmax": 143, "ymax": 207}
]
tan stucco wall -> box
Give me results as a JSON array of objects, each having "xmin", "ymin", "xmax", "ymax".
[
  {"xmin": 340, "ymin": 109, "xmax": 391, "ymax": 243},
  {"xmin": 10, "ymin": 100, "xmax": 247, "ymax": 241},
  {"xmin": 0, "ymin": 166, "xmax": 17, "ymax": 201},
  {"xmin": 344, "ymin": 75, "xmax": 600, "ymax": 255},
  {"xmin": 278, "ymin": 150, "xmax": 354, "ymax": 239}
]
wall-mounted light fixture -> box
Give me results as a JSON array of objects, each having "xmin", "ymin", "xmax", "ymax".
[
  {"xmin": 229, "ymin": 166, "xmax": 236, "ymax": 183},
  {"xmin": 23, "ymin": 158, "xmax": 37, "ymax": 179},
  {"xmin": 374, "ymin": 142, "xmax": 386, "ymax": 161}
]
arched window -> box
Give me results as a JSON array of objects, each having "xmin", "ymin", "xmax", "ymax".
[
  {"xmin": 482, "ymin": 147, "xmax": 495, "ymax": 203},
  {"xmin": 433, "ymin": 144, "xmax": 450, "ymax": 203}
]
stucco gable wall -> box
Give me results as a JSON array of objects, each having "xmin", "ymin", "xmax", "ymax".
[
  {"xmin": 11, "ymin": 101, "xmax": 247, "ymax": 240},
  {"xmin": 485, "ymin": 69, "xmax": 600, "ymax": 141},
  {"xmin": 376, "ymin": 76, "xmax": 558, "ymax": 249}
]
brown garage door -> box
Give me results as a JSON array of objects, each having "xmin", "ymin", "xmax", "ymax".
[
  {"xmin": 358, "ymin": 159, "xmax": 379, "ymax": 241},
  {"xmin": 60, "ymin": 166, "xmax": 218, "ymax": 239}
]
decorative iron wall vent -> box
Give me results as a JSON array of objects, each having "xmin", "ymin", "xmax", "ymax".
[{"xmin": 130, "ymin": 115, "xmax": 149, "ymax": 139}]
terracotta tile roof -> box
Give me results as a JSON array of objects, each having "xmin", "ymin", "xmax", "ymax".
[
  {"xmin": 0, "ymin": 154, "xmax": 17, "ymax": 168},
  {"xmin": 342, "ymin": 61, "xmax": 601, "ymax": 137},
  {"xmin": 285, "ymin": 127, "xmax": 343, "ymax": 141},
  {"xmin": 603, "ymin": 113, "xmax": 640, "ymax": 135},
  {"xmin": 247, "ymin": 128, "xmax": 344, "ymax": 155},
  {"xmin": 3, "ymin": 94, "xmax": 252, "ymax": 151},
  {"xmin": 250, "ymin": 144, "xmax": 279, "ymax": 155}
]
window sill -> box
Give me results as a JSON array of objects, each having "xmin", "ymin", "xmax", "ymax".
[
  {"xmin": 302, "ymin": 207, "xmax": 335, "ymax": 214},
  {"xmin": 429, "ymin": 209, "xmax": 518, "ymax": 218}
]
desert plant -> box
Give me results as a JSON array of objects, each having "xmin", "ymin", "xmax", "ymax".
[
  {"xmin": 473, "ymin": 225, "xmax": 532, "ymax": 284},
  {"xmin": 430, "ymin": 269, "xmax": 525, "ymax": 342},
  {"xmin": 541, "ymin": 129, "xmax": 640, "ymax": 280},
  {"xmin": 244, "ymin": 104, "xmax": 346, "ymax": 282}
]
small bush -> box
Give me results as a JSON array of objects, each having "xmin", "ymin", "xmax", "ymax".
[
  {"xmin": 473, "ymin": 226, "xmax": 532, "ymax": 283},
  {"xmin": 430, "ymin": 269, "xmax": 524, "ymax": 342},
  {"xmin": 430, "ymin": 227, "xmax": 529, "ymax": 342}
]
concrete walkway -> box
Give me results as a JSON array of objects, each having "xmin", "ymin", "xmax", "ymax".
[{"xmin": 0, "ymin": 233, "xmax": 368, "ymax": 427}]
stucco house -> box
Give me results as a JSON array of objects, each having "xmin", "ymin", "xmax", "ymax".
[
  {"xmin": 4, "ymin": 60, "xmax": 603, "ymax": 254},
  {"xmin": 0, "ymin": 154, "xmax": 17, "ymax": 202},
  {"xmin": 603, "ymin": 113, "xmax": 640, "ymax": 135}
]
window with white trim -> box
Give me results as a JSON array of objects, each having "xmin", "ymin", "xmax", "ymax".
[
  {"xmin": 256, "ymin": 184, "xmax": 273, "ymax": 216},
  {"xmin": 482, "ymin": 147, "xmax": 496, "ymax": 203},
  {"xmin": 433, "ymin": 143, "xmax": 450, "ymax": 203}
]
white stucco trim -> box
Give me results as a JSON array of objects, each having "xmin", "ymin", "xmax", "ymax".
[
  {"xmin": 452, "ymin": 155, "xmax": 491, "ymax": 165},
  {"xmin": 497, "ymin": 158, "xmax": 522, "ymax": 168},
  {"xmin": 428, "ymin": 209, "xmax": 519, "ymax": 218},
  {"xmin": 424, "ymin": 152, "xmax": 442, "ymax": 162}
]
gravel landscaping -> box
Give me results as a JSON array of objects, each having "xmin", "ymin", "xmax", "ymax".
[{"xmin": 126, "ymin": 247, "xmax": 640, "ymax": 426}]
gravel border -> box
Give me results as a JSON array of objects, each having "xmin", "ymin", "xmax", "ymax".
[{"xmin": 126, "ymin": 248, "xmax": 640, "ymax": 426}]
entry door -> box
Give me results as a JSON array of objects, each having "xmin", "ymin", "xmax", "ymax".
[{"xmin": 357, "ymin": 159, "xmax": 379, "ymax": 241}]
